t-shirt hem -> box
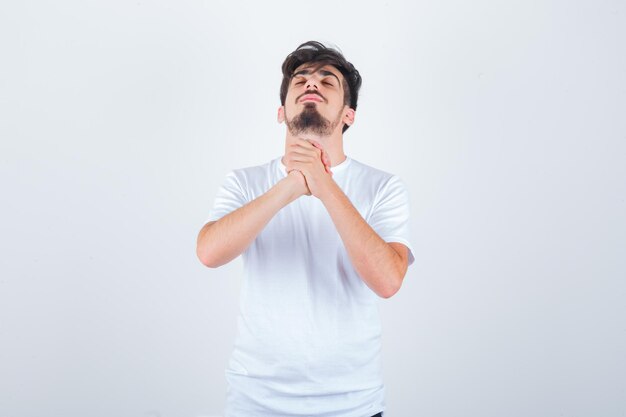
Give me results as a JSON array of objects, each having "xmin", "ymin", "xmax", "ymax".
[{"xmin": 384, "ymin": 236, "xmax": 416, "ymax": 265}]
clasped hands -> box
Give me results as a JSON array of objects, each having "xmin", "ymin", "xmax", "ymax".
[{"xmin": 283, "ymin": 138, "xmax": 334, "ymax": 199}]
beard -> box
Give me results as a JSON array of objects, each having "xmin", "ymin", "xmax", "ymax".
[{"xmin": 285, "ymin": 103, "xmax": 342, "ymax": 136}]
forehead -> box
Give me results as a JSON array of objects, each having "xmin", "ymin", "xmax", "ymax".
[{"xmin": 292, "ymin": 63, "xmax": 343, "ymax": 83}]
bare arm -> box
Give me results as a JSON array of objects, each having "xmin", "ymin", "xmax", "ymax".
[
  {"xmin": 196, "ymin": 171, "xmax": 307, "ymax": 268},
  {"xmin": 320, "ymin": 183, "xmax": 410, "ymax": 298},
  {"xmin": 284, "ymin": 140, "xmax": 411, "ymax": 298}
]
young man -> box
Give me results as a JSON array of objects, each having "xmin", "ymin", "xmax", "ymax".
[{"xmin": 197, "ymin": 41, "xmax": 415, "ymax": 417}]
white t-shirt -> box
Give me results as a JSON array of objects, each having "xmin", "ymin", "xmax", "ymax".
[{"xmin": 206, "ymin": 155, "xmax": 415, "ymax": 417}]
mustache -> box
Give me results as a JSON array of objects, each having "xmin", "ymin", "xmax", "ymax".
[{"xmin": 296, "ymin": 90, "xmax": 325, "ymax": 103}]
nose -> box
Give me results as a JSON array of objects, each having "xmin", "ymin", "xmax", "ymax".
[{"xmin": 305, "ymin": 77, "xmax": 319, "ymax": 90}]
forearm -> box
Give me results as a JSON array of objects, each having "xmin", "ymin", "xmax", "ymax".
[
  {"xmin": 196, "ymin": 177, "xmax": 300, "ymax": 268},
  {"xmin": 321, "ymin": 182, "xmax": 404, "ymax": 298}
]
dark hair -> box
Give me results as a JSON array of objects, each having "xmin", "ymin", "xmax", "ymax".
[{"xmin": 280, "ymin": 41, "xmax": 362, "ymax": 133}]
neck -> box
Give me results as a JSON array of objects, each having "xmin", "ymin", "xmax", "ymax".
[{"xmin": 284, "ymin": 128, "xmax": 346, "ymax": 168}]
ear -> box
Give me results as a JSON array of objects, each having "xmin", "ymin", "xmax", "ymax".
[
  {"xmin": 343, "ymin": 108, "xmax": 355, "ymax": 126},
  {"xmin": 277, "ymin": 106, "xmax": 285, "ymax": 123}
]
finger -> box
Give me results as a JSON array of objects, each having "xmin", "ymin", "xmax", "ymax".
[
  {"xmin": 285, "ymin": 154, "xmax": 317, "ymax": 167},
  {"xmin": 308, "ymin": 142, "xmax": 331, "ymax": 170},
  {"xmin": 298, "ymin": 140, "xmax": 322, "ymax": 156},
  {"xmin": 286, "ymin": 150, "xmax": 327, "ymax": 168},
  {"xmin": 294, "ymin": 139, "xmax": 317, "ymax": 149},
  {"xmin": 290, "ymin": 144, "xmax": 321, "ymax": 161},
  {"xmin": 308, "ymin": 139, "xmax": 323, "ymax": 149},
  {"xmin": 321, "ymin": 151, "xmax": 332, "ymax": 173},
  {"xmin": 300, "ymin": 138, "xmax": 318, "ymax": 148},
  {"xmin": 309, "ymin": 141, "xmax": 326, "ymax": 160},
  {"xmin": 288, "ymin": 144, "xmax": 332, "ymax": 176},
  {"xmin": 322, "ymin": 151, "xmax": 330, "ymax": 167}
]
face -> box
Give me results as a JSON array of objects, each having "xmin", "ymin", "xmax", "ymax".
[{"xmin": 279, "ymin": 64, "xmax": 354, "ymax": 136}]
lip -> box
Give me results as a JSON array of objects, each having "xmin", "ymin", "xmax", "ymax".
[{"xmin": 300, "ymin": 94, "xmax": 323, "ymax": 103}]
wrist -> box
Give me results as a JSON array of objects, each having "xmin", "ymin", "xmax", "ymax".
[
  {"xmin": 317, "ymin": 176, "xmax": 339, "ymax": 202},
  {"xmin": 279, "ymin": 172, "xmax": 307, "ymax": 202}
]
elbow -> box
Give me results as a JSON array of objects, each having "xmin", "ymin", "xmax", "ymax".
[
  {"xmin": 196, "ymin": 223, "xmax": 224, "ymax": 268},
  {"xmin": 379, "ymin": 286, "xmax": 400, "ymax": 299},
  {"xmin": 196, "ymin": 245, "xmax": 220, "ymax": 268},
  {"xmin": 379, "ymin": 249, "xmax": 409, "ymax": 298},
  {"xmin": 378, "ymin": 275, "xmax": 403, "ymax": 299},
  {"xmin": 196, "ymin": 239, "xmax": 237, "ymax": 268}
]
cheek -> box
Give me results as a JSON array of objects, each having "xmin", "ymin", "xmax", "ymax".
[
  {"xmin": 283, "ymin": 103, "xmax": 296, "ymax": 119},
  {"xmin": 286, "ymin": 89, "xmax": 299, "ymax": 102}
]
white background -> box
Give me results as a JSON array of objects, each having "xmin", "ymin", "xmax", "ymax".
[{"xmin": 1, "ymin": 1, "xmax": 624, "ymax": 416}]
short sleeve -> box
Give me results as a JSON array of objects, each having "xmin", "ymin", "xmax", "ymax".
[
  {"xmin": 205, "ymin": 171, "xmax": 248, "ymax": 223},
  {"xmin": 368, "ymin": 175, "xmax": 415, "ymax": 266}
]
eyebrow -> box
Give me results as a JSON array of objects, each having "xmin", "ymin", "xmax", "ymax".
[{"xmin": 292, "ymin": 69, "xmax": 341, "ymax": 85}]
